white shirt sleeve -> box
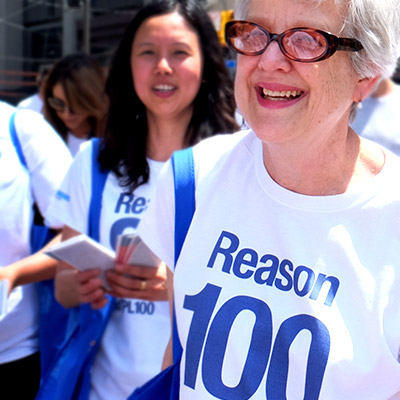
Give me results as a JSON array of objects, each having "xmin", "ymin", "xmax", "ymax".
[
  {"xmin": 137, "ymin": 159, "xmax": 176, "ymax": 270},
  {"xmin": 46, "ymin": 140, "xmax": 93, "ymax": 233},
  {"xmin": 13, "ymin": 109, "xmax": 72, "ymax": 228}
]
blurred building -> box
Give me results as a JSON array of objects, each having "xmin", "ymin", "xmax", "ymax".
[{"xmin": 0, "ymin": 0, "xmax": 235, "ymax": 104}]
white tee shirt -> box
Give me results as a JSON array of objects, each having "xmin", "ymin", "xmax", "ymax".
[
  {"xmin": 67, "ymin": 132, "xmax": 88, "ymax": 157},
  {"xmin": 351, "ymin": 83, "xmax": 400, "ymax": 156},
  {"xmin": 47, "ymin": 141, "xmax": 170, "ymax": 400},
  {"xmin": 138, "ymin": 130, "xmax": 400, "ymax": 400},
  {"xmin": 17, "ymin": 93, "xmax": 43, "ymax": 114},
  {"xmin": 0, "ymin": 101, "xmax": 72, "ymax": 363}
]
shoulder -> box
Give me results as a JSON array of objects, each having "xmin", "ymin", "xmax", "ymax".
[
  {"xmin": 0, "ymin": 100, "xmax": 15, "ymax": 114},
  {"xmin": 0, "ymin": 101, "xmax": 16, "ymax": 139},
  {"xmin": 10, "ymin": 107, "xmax": 72, "ymax": 169},
  {"xmin": 70, "ymin": 139, "xmax": 95, "ymax": 167},
  {"xmin": 192, "ymin": 129, "xmax": 258, "ymax": 178},
  {"xmin": 13, "ymin": 108, "xmax": 57, "ymax": 144},
  {"xmin": 390, "ymin": 83, "xmax": 400, "ymax": 99},
  {"xmin": 17, "ymin": 94, "xmax": 42, "ymax": 110},
  {"xmin": 369, "ymin": 148, "xmax": 400, "ymax": 204},
  {"xmin": 382, "ymin": 148, "xmax": 400, "ymax": 176},
  {"xmin": 193, "ymin": 130, "xmax": 254, "ymax": 161}
]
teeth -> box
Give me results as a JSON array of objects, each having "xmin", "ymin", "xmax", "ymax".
[
  {"xmin": 262, "ymin": 88, "xmax": 302, "ymax": 99},
  {"xmin": 154, "ymin": 84, "xmax": 175, "ymax": 92}
]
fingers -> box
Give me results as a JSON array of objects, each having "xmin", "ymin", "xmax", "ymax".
[
  {"xmin": 75, "ymin": 269, "xmax": 108, "ymax": 309},
  {"xmin": 113, "ymin": 262, "xmax": 167, "ymax": 280},
  {"xmin": 107, "ymin": 271, "xmax": 165, "ymax": 290},
  {"xmin": 73, "ymin": 264, "xmax": 169, "ymax": 304},
  {"xmin": 106, "ymin": 269, "xmax": 168, "ymax": 301}
]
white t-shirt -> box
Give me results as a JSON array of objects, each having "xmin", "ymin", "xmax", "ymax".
[
  {"xmin": 17, "ymin": 93, "xmax": 43, "ymax": 114},
  {"xmin": 67, "ymin": 132, "xmax": 88, "ymax": 157},
  {"xmin": 47, "ymin": 141, "xmax": 170, "ymax": 400},
  {"xmin": 138, "ymin": 130, "xmax": 400, "ymax": 400},
  {"xmin": 0, "ymin": 101, "xmax": 72, "ymax": 363},
  {"xmin": 351, "ymin": 83, "xmax": 400, "ymax": 156}
]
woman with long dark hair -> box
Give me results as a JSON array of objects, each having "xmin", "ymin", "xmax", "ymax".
[{"xmin": 42, "ymin": 0, "xmax": 238, "ymax": 398}]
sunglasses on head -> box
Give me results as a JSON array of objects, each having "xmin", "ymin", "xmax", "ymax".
[
  {"xmin": 225, "ymin": 20, "xmax": 363, "ymax": 63},
  {"xmin": 47, "ymin": 97, "xmax": 77, "ymax": 114}
]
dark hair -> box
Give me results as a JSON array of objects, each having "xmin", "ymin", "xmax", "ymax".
[
  {"xmin": 42, "ymin": 53, "xmax": 108, "ymax": 141},
  {"xmin": 99, "ymin": 0, "xmax": 239, "ymax": 191}
]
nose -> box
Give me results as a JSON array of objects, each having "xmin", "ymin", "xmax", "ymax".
[
  {"xmin": 257, "ymin": 39, "xmax": 291, "ymax": 72},
  {"xmin": 155, "ymin": 56, "xmax": 173, "ymax": 75}
]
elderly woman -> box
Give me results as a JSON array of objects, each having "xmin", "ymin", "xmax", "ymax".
[{"xmin": 138, "ymin": 0, "xmax": 400, "ymax": 398}]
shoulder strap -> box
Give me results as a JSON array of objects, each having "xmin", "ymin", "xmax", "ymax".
[
  {"xmin": 9, "ymin": 111, "xmax": 28, "ymax": 168},
  {"xmin": 171, "ymin": 147, "xmax": 196, "ymax": 266},
  {"xmin": 88, "ymin": 138, "xmax": 108, "ymax": 241},
  {"xmin": 76, "ymin": 138, "xmax": 113, "ymax": 397},
  {"xmin": 171, "ymin": 147, "xmax": 196, "ymax": 363}
]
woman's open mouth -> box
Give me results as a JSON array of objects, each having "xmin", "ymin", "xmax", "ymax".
[{"xmin": 260, "ymin": 88, "xmax": 303, "ymax": 101}]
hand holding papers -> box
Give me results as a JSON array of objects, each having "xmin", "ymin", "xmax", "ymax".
[{"xmin": 46, "ymin": 233, "xmax": 161, "ymax": 289}]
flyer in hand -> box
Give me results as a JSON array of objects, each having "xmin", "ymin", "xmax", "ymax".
[
  {"xmin": 45, "ymin": 233, "xmax": 161, "ymax": 289},
  {"xmin": 115, "ymin": 233, "xmax": 161, "ymax": 268}
]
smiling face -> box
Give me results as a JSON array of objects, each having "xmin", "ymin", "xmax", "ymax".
[
  {"xmin": 130, "ymin": 11, "xmax": 204, "ymax": 124},
  {"xmin": 235, "ymin": 0, "xmax": 374, "ymax": 148}
]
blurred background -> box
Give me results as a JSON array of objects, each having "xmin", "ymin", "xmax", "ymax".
[{"xmin": 0, "ymin": 0, "xmax": 236, "ymax": 104}]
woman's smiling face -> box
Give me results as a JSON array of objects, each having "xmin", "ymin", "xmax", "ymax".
[
  {"xmin": 130, "ymin": 11, "xmax": 203, "ymax": 122},
  {"xmin": 235, "ymin": 0, "xmax": 373, "ymax": 147}
]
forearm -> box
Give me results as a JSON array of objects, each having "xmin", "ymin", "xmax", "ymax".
[
  {"xmin": 54, "ymin": 225, "xmax": 81, "ymax": 308},
  {"xmin": 55, "ymin": 265, "xmax": 80, "ymax": 308},
  {"xmin": 0, "ymin": 233, "xmax": 61, "ymax": 292},
  {"xmin": 162, "ymin": 268, "xmax": 174, "ymax": 370}
]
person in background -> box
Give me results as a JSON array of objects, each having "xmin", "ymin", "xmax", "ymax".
[
  {"xmin": 40, "ymin": 0, "xmax": 238, "ymax": 399},
  {"xmin": 0, "ymin": 101, "xmax": 72, "ymax": 398},
  {"xmin": 351, "ymin": 76, "xmax": 400, "ymax": 156},
  {"xmin": 17, "ymin": 63, "xmax": 52, "ymax": 114},
  {"xmin": 137, "ymin": 0, "xmax": 400, "ymax": 398},
  {"xmin": 42, "ymin": 53, "xmax": 108, "ymax": 156}
]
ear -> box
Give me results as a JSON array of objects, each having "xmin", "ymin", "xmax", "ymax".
[{"xmin": 353, "ymin": 75, "xmax": 380, "ymax": 102}]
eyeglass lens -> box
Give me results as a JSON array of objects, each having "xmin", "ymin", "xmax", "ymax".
[
  {"xmin": 48, "ymin": 97, "xmax": 75, "ymax": 114},
  {"xmin": 228, "ymin": 23, "xmax": 329, "ymax": 61}
]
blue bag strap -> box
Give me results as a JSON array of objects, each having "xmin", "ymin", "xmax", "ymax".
[
  {"xmin": 172, "ymin": 147, "xmax": 195, "ymax": 265},
  {"xmin": 9, "ymin": 111, "xmax": 28, "ymax": 168},
  {"xmin": 171, "ymin": 147, "xmax": 195, "ymax": 363},
  {"xmin": 75, "ymin": 138, "xmax": 115, "ymax": 398},
  {"xmin": 88, "ymin": 138, "xmax": 108, "ymax": 241},
  {"xmin": 54, "ymin": 138, "xmax": 110, "ymax": 352},
  {"xmin": 35, "ymin": 139, "xmax": 114, "ymax": 400}
]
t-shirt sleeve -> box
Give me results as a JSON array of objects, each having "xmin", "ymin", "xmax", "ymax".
[
  {"xmin": 137, "ymin": 159, "xmax": 176, "ymax": 270},
  {"xmin": 14, "ymin": 109, "xmax": 73, "ymax": 228},
  {"xmin": 46, "ymin": 141, "xmax": 93, "ymax": 233}
]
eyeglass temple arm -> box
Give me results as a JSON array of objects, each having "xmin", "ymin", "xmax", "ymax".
[{"xmin": 337, "ymin": 37, "xmax": 363, "ymax": 52}]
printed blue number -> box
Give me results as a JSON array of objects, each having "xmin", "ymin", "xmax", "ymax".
[
  {"xmin": 109, "ymin": 217, "xmax": 140, "ymax": 249},
  {"xmin": 202, "ymin": 296, "xmax": 272, "ymax": 399},
  {"xmin": 266, "ymin": 314, "xmax": 330, "ymax": 400},
  {"xmin": 183, "ymin": 283, "xmax": 330, "ymax": 399},
  {"xmin": 183, "ymin": 283, "xmax": 221, "ymax": 389}
]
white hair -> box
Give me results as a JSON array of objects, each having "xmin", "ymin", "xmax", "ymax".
[{"xmin": 234, "ymin": 0, "xmax": 400, "ymax": 78}]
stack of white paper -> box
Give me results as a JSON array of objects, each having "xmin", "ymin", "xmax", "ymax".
[{"xmin": 46, "ymin": 233, "xmax": 161, "ymax": 290}]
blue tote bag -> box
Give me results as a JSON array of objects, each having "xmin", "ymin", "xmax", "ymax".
[
  {"xmin": 35, "ymin": 138, "xmax": 114, "ymax": 400},
  {"xmin": 128, "ymin": 147, "xmax": 195, "ymax": 400}
]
